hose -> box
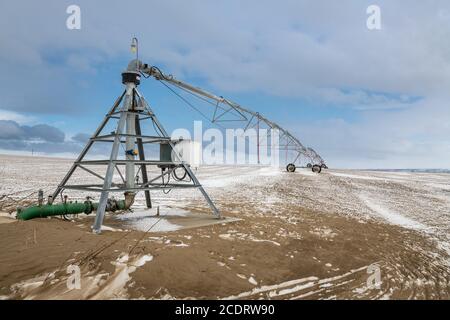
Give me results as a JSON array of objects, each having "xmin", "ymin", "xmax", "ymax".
[{"xmin": 172, "ymin": 166, "xmax": 187, "ymax": 181}]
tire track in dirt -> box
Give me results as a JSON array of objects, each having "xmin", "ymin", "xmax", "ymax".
[{"xmin": 221, "ymin": 265, "xmax": 376, "ymax": 300}]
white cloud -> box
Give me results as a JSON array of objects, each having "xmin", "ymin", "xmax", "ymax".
[
  {"xmin": 2, "ymin": 1, "xmax": 450, "ymax": 101},
  {"xmin": 0, "ymin": 110, "xmax": 35, "ymax": 124},
  {"xmin": 292, "ymin": 96, "xmax": 450, "ymax": 168},
  {"xmin": 0, "ymin": 1, "xmax": 449, "ymax": 167}
]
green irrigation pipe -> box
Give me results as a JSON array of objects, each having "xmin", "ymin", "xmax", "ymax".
[{"xmin": 16, "ymin": 200, "xmax": 127, "ymax": 221}]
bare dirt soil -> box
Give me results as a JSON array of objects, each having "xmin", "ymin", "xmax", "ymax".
[{"xmin": 0, "ymin": 154, "xmax": 449, "ymax": 299}]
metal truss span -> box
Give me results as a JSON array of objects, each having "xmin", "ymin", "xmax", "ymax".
[{"xmin": 137, "ymin": 62, "xmax": 326, "ymax": 168}]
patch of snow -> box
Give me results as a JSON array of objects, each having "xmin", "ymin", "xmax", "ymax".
[
  {"xmin": 119, "ymin": 207, "xmax": 189, "ymax": 219},
  {"xmin": 295, "ymin": 169, "xmax": 317, "ymax": 176},
  {"xmin": 219, "ymin": 233, "xmax": 233, "ymax": 240},
  {"xmin": 330, "ymin": 172, "xmax": 386, "ymax": 181},
  {"xmin": 134, "ymin": 255, "xmax": 153, "ymax": 267},
  {"xmin": 222, "ymin": 276, "xmax": 319, "ymax": 300},
  {"xmin": 248, "ymin": 276, "xmax": 257, "ymax": 285},
  {"xmin": 310, "ymin": 227, "xmax": 337, "ymax": 239},
  {"xmin": 100, "ymin": 225, "xmax": 122, "ymax": 232},
  {"xmin": 249, "ymin": 238, "xmax": 281, "ymax": 246},
  {"xmin": 222, "ymin": 265, "xmax": 370, "ymax": 300},
  {"xmin": 359, "ymin": 194, "xmax": 427, "ymax": 230},
  {"xmin": 173, "ymin": 241, "xmax": 190, "ymax": 247},
  {"xmin": 426, "ymin": 182, "xmax": 450, "ymax": 191},
  {"xmin": 90, "ymin": 253, "xmax": 153, "ymax": 299},
  {"xmin": 115, "ymin": 213, "xmax": 182, "ymax": 232},
  {"xmin": 270, "ymin": 281, "xmax": 316, "ymax": 298},
  {"xmin": 8, "ymin": 252, "xmax": 153, "ymax": 300},
  {"xmin": 0, "ymin": 212, "xmax": 13, "ymax": 218},
  {"xmin": 257, "ymin": 167, "xmax": 281, "ymax": 177}
]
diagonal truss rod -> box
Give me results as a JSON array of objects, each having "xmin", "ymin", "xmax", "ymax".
[
  {"xmin": 133, "ymin": 88, "xmax": 221, "ymax": 217},
  {"xmin": 52, "ymin": 90, "xmax": 126, "ymax": 200}
]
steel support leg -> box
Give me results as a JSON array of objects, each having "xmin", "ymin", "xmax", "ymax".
[
  {"xmin": 135, "ymin": 89, "xmax": 221, "ymax": 218},
  {"xmin": 92, "ymin": 111, "xmax": 128, "ymax": 233},
  {"xmin": 135, "ymin": 114, "xmax": 152, "ymax": 208}
]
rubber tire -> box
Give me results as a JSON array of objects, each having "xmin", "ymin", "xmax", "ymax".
[
  {"xmin": 286, "ymin": 164, "xmax": 296, "ymax": 173},
  {"xmin": 306, "ymin": 163, "xmax": 312, "ymax": 168},
  {"xmin": 312, "ymin": 165, "xmax": 322, "ymax": 173}
]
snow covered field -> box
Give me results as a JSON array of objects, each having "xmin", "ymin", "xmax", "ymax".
[
  {"xmin": 298, "ymin": 168, "xmax": 450, "ymax": 255},
  {"xmin": 0, "ymin": 154, "xmax": 449, "ymax": 299}
]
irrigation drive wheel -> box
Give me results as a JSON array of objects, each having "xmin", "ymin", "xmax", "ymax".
[
  {"xmin": 286, "ymin": 163, "xmax": 296, "ymax": 173},
  {"xmin": 312, "ymin": 164, "xmax": 322, "ymax": 173}
]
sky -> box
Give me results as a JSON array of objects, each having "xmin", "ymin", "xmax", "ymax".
[{"xmin": 0, "ymin": 0, "xmax": 450, "ymax": 169}]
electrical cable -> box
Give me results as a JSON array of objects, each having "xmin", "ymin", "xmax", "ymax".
[
  {"xmin": 172, "ymin": 165, "xmax": 187, "ymax": 181},
  {"xmin": 161, "ymin": 169, "xmax": 172, "ymax": 194},
  {"xmin": 151, "ymin": 119, "xmax": 163, "ymax": 137},
  {"xmin": 136, "ymin": 95, "xmax": 164, "ymax": 137},
  {"xmin": 148, "ymin": 64, "xmax": 242, "ymax": 120},
  {"xmin": 167, "ymin": 81, "xmax": 248, "ymax": 122},
  {"xmin": 157, "ymin": 80, "xmax": 224, "ymax": 128}
]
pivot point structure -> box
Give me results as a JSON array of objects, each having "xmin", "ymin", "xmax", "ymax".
[{"xmin": 50, "ymin": 40, "xmax": 220, "ymax": 233}]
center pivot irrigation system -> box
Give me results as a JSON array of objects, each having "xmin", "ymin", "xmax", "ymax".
[
  {"xmin": 16, "ymin": 38, "xmax": 326, "ymax": 233},
  {"xmin": 140, "ymin": 64, "xmax": 327, "ymax": 173}
]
